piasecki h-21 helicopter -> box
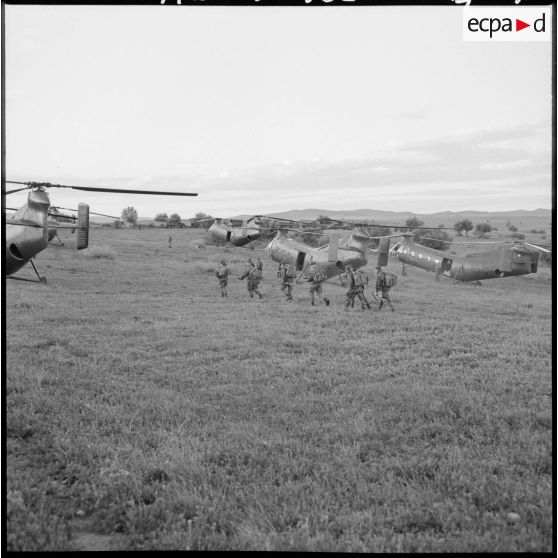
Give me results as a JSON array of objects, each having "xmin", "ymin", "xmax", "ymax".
[
  {"xmin": 389, "ymin": 234, "xmax": 549, "ymax": 284},
  {"xmin": 264, "ymin": 223, "xmax": 393, "ymax": 282},
  {"xmin": 263, "ymin": 215, "xmax": 549, "ymax": 286},
  {"xmin": 202, "ymin": 215, "xmax": 315, "ymax": 249},
  {"xmin": 4, "ymin": 180, "xmax": 197, "ymax": 284},
  {"xmin": 202, "ymin": 215, "xmax": 267, "ymax": 248}
]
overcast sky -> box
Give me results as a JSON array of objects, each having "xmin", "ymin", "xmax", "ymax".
[{"xmin": 4, "ymin": 4, "xmax": 553, "ymax": 219}]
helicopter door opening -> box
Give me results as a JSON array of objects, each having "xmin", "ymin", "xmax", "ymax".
[
  {"xmin": 296, "ymin": 251, "xmax": 306, "ymax": 271},
  {"xmin": 441, "ymin": 257, "xmax": 453, "ymax": 274},
  {"xmin": 9, "ymin": 244, "xmax": 24, "ymax": 260},
  {"xmin": 225, "ymin": 231, "xmax": 232, "ymax": 242}
]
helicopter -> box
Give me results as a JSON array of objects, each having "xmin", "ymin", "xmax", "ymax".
[
  {"xmin": 389, "ymin": 233, "xmax": 548, "ymax": 284},
  {"xmin": 264, "ymin": 226, "xmax": 390, "ymax": 283},
  {"xmin": 202, "ymin": 216, "xmax": 267, "ymax": 248},
  {"xmin": 201, "ymin": 215, "xmax": 317, "ymax": 249},
  {"xmin": 4, "ymin": 180, "xmax": 197, "ymax": 284},
  {"xmin": 263, "ymin": 217, "xmax": 464, "ymax": 284},
  {"xmin": 6, "ymin": 204, "xmax": 121, "ymax": 247}
]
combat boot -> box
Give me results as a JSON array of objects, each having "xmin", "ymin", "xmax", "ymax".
[
  {"xmin": 325, "ymin": 298, "xmax": 330, "ymax": 306},
  {"xmin": 311, "ymin": 300, "xmax": 315, "ymax": 306}
]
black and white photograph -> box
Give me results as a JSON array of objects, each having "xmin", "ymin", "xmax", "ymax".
[{"xmin": 3, "ymin": 0, "xmax": 554, "ymax": 552}]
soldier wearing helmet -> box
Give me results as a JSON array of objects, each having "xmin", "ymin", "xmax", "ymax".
[
  {"xmin": 344, "ymin": 264, "xmax": 371, "ymax": 311},
  {"xmin": 375, "ymin": 265, "xmax": 395, "ymax": 311},
  {"xmin": 239, "ymin": 258, "xmax": 263, "ymax": 299},
  {"xmin": 281, "ymin": 262, "xmax": 297, "ymax": 301},
  {"xmin": 307, "ymin": 260, "xmax": 330, "ymax": 307},
  {"xmin": 214, "ymin": 259, "xmax": 231, "ymax": 297}
]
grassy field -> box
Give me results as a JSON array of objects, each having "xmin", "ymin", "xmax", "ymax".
[{"xmin": 5, "ymin": 226, "xmax": 553, "ymax": 551}]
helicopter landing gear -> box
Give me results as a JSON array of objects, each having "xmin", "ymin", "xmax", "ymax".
[
  {"xmin": 30, "ymin": 259, "xmax": 47, "ymax": 285},
  {"xmin": 51, "ymin": 231, "xmax": 64, "ymax": 246}
]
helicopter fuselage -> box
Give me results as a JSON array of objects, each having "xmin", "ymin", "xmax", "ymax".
[
  {"xmin": 5, "ymin": 190, "xmax": 50, "ymax": 276},
  {"xmin": 390, "ymin": 238, "xmax": 539, "ymax": 281},
  {"xmin": 208, "ymin": 221, "xmax": 262, "ymax": 247},
  {"xmin": 265, "ymin": 230, "xmax": 368, "ymax": 280}
]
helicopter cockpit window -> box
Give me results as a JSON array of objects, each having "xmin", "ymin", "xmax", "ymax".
[{"xmin": 9, "ymin": 244, "xmax": 24, "ymax": 260}]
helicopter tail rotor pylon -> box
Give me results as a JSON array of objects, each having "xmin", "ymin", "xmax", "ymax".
[{"xmin": 76, "ymin": 203, "xmax": 89, "ymax": 250}]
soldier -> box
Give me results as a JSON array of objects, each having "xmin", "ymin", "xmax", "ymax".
[
  {"xmin": 256, "ymin": 257, "xmax": 263, "ymax": 271},
  {"xmin": 376, "ymin": 265, "xmax": 395, "ymax": 311},
  {"xmin": 168, "ymin": 235, "xmax": 172, "ymax": 249},
  {"xmin": 353, "ymin": 266, "xmax": 371, "ymax": 310},
  {"xmin": 277, "ymin": 262, "xmax": 285, "ymax": 278},
  {"xmin": 307, "ymin": 262, "xmax": 330, "ymax": 306},
  {"xmin": 239, "ymin": 259, "xmax": 262, "ymax": 299},
  {"xmin": 344, "ymin": 264, "xmax": 371, "ymax": 310},
  {"xmin": 214, "ymin": 259, "xmax": 231, "ymax": 297},
  {"xmin": 281, "ymin": 262, "xmax": 297, "ymax": 301}
]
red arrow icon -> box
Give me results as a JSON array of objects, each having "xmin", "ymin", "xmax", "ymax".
[{"xmin": 516, "ymin": 19, "xmax": 530, "ymax": 32}]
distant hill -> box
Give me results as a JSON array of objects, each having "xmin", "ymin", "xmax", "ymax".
[{"xmin": 264, "ymin": 208, "xmax": 551, "ymax": 222}]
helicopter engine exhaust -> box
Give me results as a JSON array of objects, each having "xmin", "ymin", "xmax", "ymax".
[{"xmin": 76, "ymin": 203, "xmax": 89, "ymax": 250}]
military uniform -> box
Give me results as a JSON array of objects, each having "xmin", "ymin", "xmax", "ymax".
[
  {"xmin": 214, "ymin": 260, "xmax": 230, "ymax": 297},
  {"xmin": 281, "ymin": 263, "xmax": 296, "ymax": 301},
  {"xmin": 307, "ymin": 263, "xmax": 330, "ymax": 306},
  {"xmin": 344, "ymin": 265, "xmax": 371, "ymax": 310},
  {"xmin": 239, "ymin": 259, "xmax": 262, "ymax": 298},
  {"xmin": 376, "ymin": 266, "xmax": 395, "ymax": 311}
]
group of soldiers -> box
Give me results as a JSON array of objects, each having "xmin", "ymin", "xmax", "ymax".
[{"xmin": 214, "ymin": 257, "xmax": 395, "ymax": 311}]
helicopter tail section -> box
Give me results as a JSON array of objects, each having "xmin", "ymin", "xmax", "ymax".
[
  {"xmin": 377, "ymin": 237, "xmax": 391, "ymax": 267},
  {"xmin": 76, "ymin": 203, "xmax": 89, "ymax": 250}
]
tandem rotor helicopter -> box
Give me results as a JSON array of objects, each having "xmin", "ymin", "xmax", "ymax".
[
  {"xmin": 4, "ymin": 180, "xmax": 198, "ymax": 284},
  {"xmin": 200, "ymin": 215, "xmax": 319, "ymax": 249},
  {"xmin": 263, "ymin": 216, "xmax": 549, "ymax": 286},
  {"xmin": 389, "ymin": 233, "xmax": 550, "ymax": 284}
]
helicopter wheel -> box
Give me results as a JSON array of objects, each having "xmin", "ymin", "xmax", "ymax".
[{"xmin": 40, "ymin": 277, "xmax": 48, "ymax": 285}]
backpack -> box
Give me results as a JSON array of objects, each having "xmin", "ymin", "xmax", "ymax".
[
  {"xmin": 249, "ymin": 268, "xmax": 262, "ymax": 281},
  {"xmin": 286, "ymin": 266, "xmax": 297, "ymax": 278},
  {"xmin": 215, "ymin": 266, "xmax": 227, "ymax": 278},
  {"xmin": 384, "ymin": 272, "xmax": 398, "ymax": 287},
  {"xmin": 354, "ymin": 271, "xmax": 366, "ymax": 287}
]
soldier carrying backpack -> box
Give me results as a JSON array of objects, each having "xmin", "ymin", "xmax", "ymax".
[
  {"xmin": 375, "ymin": 265, "xmax": 395, "ymax": 311},
  {"xmin": 281, "ymin": 263, "xmax": 297, "ymax": 301},
  {"xmin": 343, "ymin": 264, "xmax": 371, "ymax": 311},
  {"xmin": 307, "ymin": 262, "xmax": 330, "ymax": 307}
]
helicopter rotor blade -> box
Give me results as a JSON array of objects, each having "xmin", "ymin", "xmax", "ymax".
[
  {"xmin": 520, "ymin": 242, "xmax": 552, "ymax": 253},
  {"xmin": 5, "ymin": 180, "xmax": 198, "ymax": 196},
  {"xmin": 5, "ymin": 187, "xmax": 30, "ymax": 195},
  {"xmin": 51, "ymin": 206, "xmax": 119, "ymax": 219}
]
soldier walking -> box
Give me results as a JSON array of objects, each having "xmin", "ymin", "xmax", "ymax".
[
  {"xmin": 307, "ymin": 261, "xmax": 330, "ymax": 306},
  {"xmin": 280, "ymin": 262, "xmax": 297, "ymax": 301},
  {"xmin": 376, "ymin": 265, "xmax": 395, "ymax": 311},
  {"xmin": 214, "ymin": 259, "xmax": 231, "ymax": 297},
  {"xmin": 239, "ymin": 258, "xmax": 263, "ymax": 299},
  {"xmin": 354, "ymin": 267, "xmax": 371, "ymax": 310},
  {"xmin": 344, "ymin": 265, "xmax": 371, "ymax": 310}
]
